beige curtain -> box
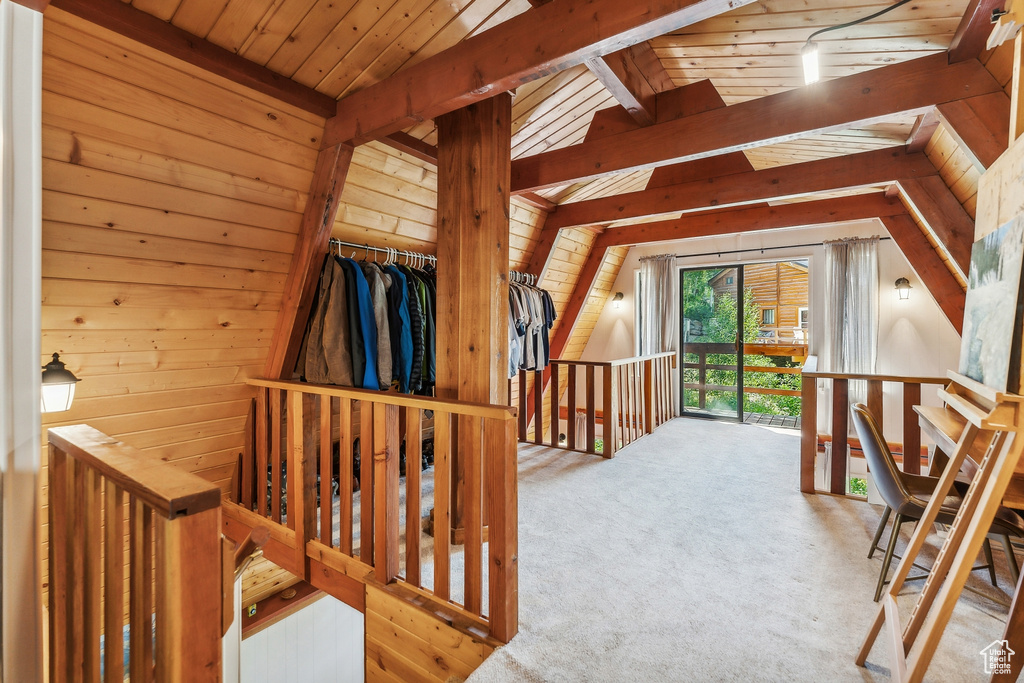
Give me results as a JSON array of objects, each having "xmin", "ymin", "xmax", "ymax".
[
  {"xmin": 639, "ymin": 254, "xmax": 678, "ymax": 355},
  {"xmin": 823, "ymin": 236, "xmax": 879, "ymax": 375}
]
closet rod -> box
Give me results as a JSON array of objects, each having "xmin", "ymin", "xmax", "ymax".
[
  {"xmin": 328, "ymin": 238, "xmax": 436, "ymax": 263},
  {"xmin": 673, "ymin": 236, "xmax": 892, "ymax": 260}
]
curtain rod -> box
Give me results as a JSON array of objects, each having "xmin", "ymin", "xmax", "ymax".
[
  {"xmin": 328, "ymin": 238, "xmax": 436, "ymax": 263},
  {"xmin": 673, "ymin": 236, "xmax": 892, "ymax": 260}
]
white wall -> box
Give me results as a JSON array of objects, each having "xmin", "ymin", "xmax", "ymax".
[
  {"xmin": 580, "ymin": 219, "xmax": 962, "ymax": 443},
  {"xmin": 241, "ymin": 594, "xmax": 364, "ymax": 683},
  {"xmin": 0, "ymin": 3, "xmax": 43, "ymax": 681}
]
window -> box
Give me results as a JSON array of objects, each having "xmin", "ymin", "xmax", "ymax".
[
  {"xmin": 798, "ymin": 307, "xmax": 809, "ymax": 328},
  {"xmin": 761, "ymin": 308, "xmax": 776, "ymax": 325},
  {"xmin": 725, "ymin": 276, "xmax": 734, "ymax": 285}
]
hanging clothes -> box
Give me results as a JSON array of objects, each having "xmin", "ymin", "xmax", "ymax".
[
  {"xmin": 384, "ymin": 264, "xmax": 414, "ymax": 393},
  {"xmin": 339, "ymin": 257, "xmax": 380, "ymax": 391},
  {"xmin": 508, "ymin": 277, "xmax": 556, "ymax": 377},
  {"xmin": 360, "ymin": 262, "xmax": 392, "ymax": 390},
  {"xmin": 323, "ymin": 258, "xmax": 354, "ymax": 386}
]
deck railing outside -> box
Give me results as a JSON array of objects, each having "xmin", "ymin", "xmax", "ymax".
[
  {"xmin": 512, "ymin": 352, "xmax": 676, "ymax": 457},
  {"xmin": 799, "ymin": 355, "xmax": 947, "ymax": 495},
  {"xmin": 681, "ymin": 342, "xmax": 803, "ymax": 412},
  {"xmin": 48, "ymin": 425, "xmax": 224, "ymax": 683},
  {"xmin": 228, "ymin": 379, "xmax": 519, "ymax": 643}
]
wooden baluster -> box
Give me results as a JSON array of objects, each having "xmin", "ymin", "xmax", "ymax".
[
  {"xmin": 83, "ymin": 468, "xmax": 102, "ymax": 683},
  {"xmin": 360, "ymin": 401, "xmax": 375, "ymax": 565},
  {"xmin": 270, "ymin": 388, "xmax": 282, "ymax": 523},
  {"xmin": 800, "ymin": 370, "xmax": 817, "ymax": 493},
  {"xmin": 339, "ymin": 397, "xmax": 354, "ymax": 555},
  {"xmin": 567, "ymin": 365, "xmax": 577, "ymax": 451},
  {"xmin": 644, "ymin": 360, "xmax": 654, "ymax": 434},
  {"xmin": 103, "ymin": 481, "xmax": 125, "ymax": 683},
  {"xmin": 487, "ymin": 417, "xmax": 519, "ymax": 642},
  {"xmin": 629, "ymin": 363, "xmax": 639, "ymax": 443},
  {"xmin": 464, "ymin": 416, "xmax": 484, "ymax": 614},
  {"xmin": 903, "ymin": 382, "xmax": 922, "ymax": 475},
  {"xmin": 602, "ymin": 365, "xmax": 616, "ymax": 458},
  {"xmin": 518, "ymin": 370, "xmax": 527, "ymax": 441},
  {"xmin": 533, "ymin": 369, "xmax": 544, "ymax": 444},
  {"xmin": 320, "ymin": 394, "xmax": 333, "ymax": 547},
  {"xmin": 373, "ymin": 403, "xmax": 400, "ymax": 584},
  {"xmin": 620, "ymin": 365, "xmax": 628, "ymax": 446},
  {"xmin": 71, "ymin": 460, "xmax": 86, "ymax": 681},
  {"xmin": 255, "ymin": 387, "xmax": 268, "ymax": 516},
  {"xmin": 831, "ymin": 379, "xmax": 849, "ymax": 495},
  {"xmin": 155, "ymin": 508, "xmax": 220, "ymax": 683},
  {"xmin": 287, "ymin": 391, "xmax": 316, "ymax": 574},
  {"xmin": 241, "ymin": 399, "xmax": 254, "ymax": 509},
  {"xmin": 586, "ymin": 365, "xmax": 596, "ymax": 453},
  {"xmin": 433, "ymin": 411, "xmax": 451, "ymax": 601},
  {"xmin": 48, "ymin": 445, "xmax": 70, "ymax": 682},
  {"xmin": 129, "ymin": 499, "xmax": 153, "ymax": 683},
  {"xmin": 698, "ymin": 351, "xmax": 707, "ymax": 409},
  {"xmin": 406, "ymin": 408, "xmax": 423, "ymax": 586},
  {"xmin": 550, "ymin": 362, "xmax": 560, "ymax": 447}
]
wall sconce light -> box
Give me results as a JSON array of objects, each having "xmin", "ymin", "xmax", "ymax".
[
  {"xmin": 41, "ymin": 352, "xmax": 80, "ymax": 413},
  {"xmin": 612, "ymin": 292, "xmax": 624, "ymax": 309},
  {"xmin": 895, "ymin": 277, "xmax": 912, "ymax": 300}
]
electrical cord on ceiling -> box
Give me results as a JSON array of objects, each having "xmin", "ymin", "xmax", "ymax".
[{"xmin": 801, "ymin": 0, "xmax": 915, "ymax": 84}]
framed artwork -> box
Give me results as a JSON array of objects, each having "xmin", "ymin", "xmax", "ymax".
[{"xmin": 958, "ymin": 215, "xmax": 1024, "ymax": 393}]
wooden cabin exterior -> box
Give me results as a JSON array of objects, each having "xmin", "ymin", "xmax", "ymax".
[
  {"xmin": 708, "ymin": 261, "xmax": 810, "ymax": 340},
  {"xmin": 3, "ymin": 0, "xmax": 1023, "ymax": 679}
]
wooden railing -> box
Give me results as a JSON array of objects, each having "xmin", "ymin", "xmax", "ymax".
[
  {"xmin": 226, "ymin": 379, "xmax": 519, "ymax": 643},
  {"xmin": 512, "ymin": 352, "xmax": 676, "ymax": 457},
  {"xmin": 799, "ymin": 355, "xmax": 947, "ymax": 495},
  {"xmin": 681, "ymin": 342, "xmax": 802, "ymax": 410},
  {"xmin": 48, "ymin": 425, "xmax": 224, "ymax": 683}
]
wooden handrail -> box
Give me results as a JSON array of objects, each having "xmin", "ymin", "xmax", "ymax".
[
  {"xmin": 48, "ymin": 425, "xmax": 221, "ymax": 519},
  {"xmin": 800, "ymin": 355, "xmax": 946, "ymax": 385},
  {"xmin": 249, "ymin": 377, "xmax": 518, "ymax": 420},
  {"xmin": 48, "ymin": 425, "xmax": 223, "ymax": 682}
]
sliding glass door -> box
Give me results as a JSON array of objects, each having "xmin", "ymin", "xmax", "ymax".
[{"xmin": 679, "ymin": 267, "xmax": 744, "ymax": 421}]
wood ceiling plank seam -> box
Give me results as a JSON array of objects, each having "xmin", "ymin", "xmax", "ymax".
[
  {"xmin": 41, "ymin": 331, "xmax": 274, "ymax": 357},
  {"xmin": 43, "ymin": 92, "xmax": 317, "ymax": 194},
  {"xmin": 344, "ymin": 163, "xmax": 439, "ymax": 208},
  {"xmin": 335, "ymin": 0, "xmax": 481, "ymax": 99},
  {"xmin": 339, "ymin": 184, "xmax": 438, "ymax": 226},
  {"xmin": 263, "ymin": 0, "xmax": 362, "ymax": 77},
  {"xmin": 43, "ymin": 158, "xmax": 305, "ymax": 233},
  {"xmin": 169, "ymin": 0, "xmax": 231, "ymax": 39},
  {"xmin": 205, "ymin": 0, "xmax": 279, "ymax": 54},
  {"xmin": 511, "ymin": 67, "xmax": 592, "ymax": 127},
  {"xmin": 42, "ymin": 26, "xmax": 326, "ymax": 146},
  {"xmin": 399, "ymin": 0, "xmax": 514, "ymax": 74},
  {"xmin": 235, "ymin": 0, "xmax": 321, "ymax": 66},
  {"xmin": 42, "ymin": 126, "xmax": 310, "ymax": 216},
  {"xmin": 289, "ymin": 0, "xmax": 406, "ymax": 90},
  {"xmin": 42, "ymin": 251, "xmax": 288, "ymax": 293},
  {"xmin": 319, "ymin": 0, "xmax": 444, "ymax": 97},
  {"xmin": 42, "ymin": 280, "xmax": 283, "ymax": 310},
  {"xmin": 512, "ymin": 90, "xmax": 618, "ymax": 159},
  {"xmin": 43, "ymin": 55, "xmax": 319, "ymax": 170},
  {"xmin": 41, "ymin": 221, "xmax": 294, "ymax": 274},
  {"xmin": 42, "ymin": 191, "xmax": 298, "ymax": 254},
  {"xmin": 510, "ymin": 70, "xmax": 604, "ymax": 145}
]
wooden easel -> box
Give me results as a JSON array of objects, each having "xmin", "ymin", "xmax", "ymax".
[{"xmin": 857, "ymin": 371, "xmax": 1024, "ymax": 683}]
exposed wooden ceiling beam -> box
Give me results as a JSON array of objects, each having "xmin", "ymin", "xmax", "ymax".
[
  {"xmin": 510, "ymin": 53, "xmax": 1002, "ymax": 193},
  {"xmin": 49, "ymin": 0, "xmax": 337, "ymax": 119},
  {"xmin": 935, "ymin": 92, "xmax": 1010, "ymax": 170},
  {"xmin": 905, "ymin": 110, "xmax": 941, "ymax": 153},
  {"xmin": 546, "ymin": 148, "xmax": 937, "ymax": 231},
  {"xmin": 322, "ymin": 0, "xmax": 756, "ymax": 147},
  {"xmin": 585, "ymin": 42, "xmax": 674, "ymax": 126},
  {"xmin": 593, "ymin": 194, "xmax": 907, "ymax": 248},
  {"xmin": 381, "ymin": 133, "xmax": 438, "ymax": 165},
  {"xmin": 896, "ymin": 176, "xmax": 975, "ymax": 276},
  {"xmin": 881, "ymin": 214, "xmax": 965, "ymax": 333},
  {"xmin": 948, "ymin": 0, "xmax": 1006, "ymax": 63},
  {"xmin": 12, "ymin": 0, "xmax": 49, "ymax": 11}
]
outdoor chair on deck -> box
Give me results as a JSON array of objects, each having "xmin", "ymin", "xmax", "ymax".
[{"xmin": 850, "ymin": 403, "xmax": 1024, "ymax": 601}]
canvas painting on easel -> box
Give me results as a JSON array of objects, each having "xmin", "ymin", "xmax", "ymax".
[{"xmin": 958, "ymin": 214, "xmax": 1024, "ymax": 393}]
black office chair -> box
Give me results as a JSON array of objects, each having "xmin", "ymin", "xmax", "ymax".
[{"xmin": 851, "ymin": 403, "xmax": 1024, "ymax": 601}]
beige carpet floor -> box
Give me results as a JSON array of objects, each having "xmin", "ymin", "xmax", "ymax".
[{"xmin": 466, "ymin": 417, "xmax": 1018, "ymax": 683}]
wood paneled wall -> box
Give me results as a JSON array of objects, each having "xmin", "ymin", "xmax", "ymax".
[{"xmin": 561, "ymin": 246, "xmax": 629, "ymax": 361}]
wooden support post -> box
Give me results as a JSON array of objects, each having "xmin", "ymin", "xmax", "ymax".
[
  {"xmin": 567, "ymin": 366, "xmax": 577, "ymax": 451},
  {"xmin": 603, "ymin": 366, "xmax": 616, "ymax": 458},
  {"xmin": 832, "ymin": 379, "xmax": 849, "ymax": 495},
  {"xmin": 435, "ymin": 93, "xmax": 512, "ymax": 542}
]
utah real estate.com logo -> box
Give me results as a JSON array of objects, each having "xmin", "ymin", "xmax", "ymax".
[{"xmin": 981, "ymin": 639, "xmax": 1015, "ymax": 675}]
